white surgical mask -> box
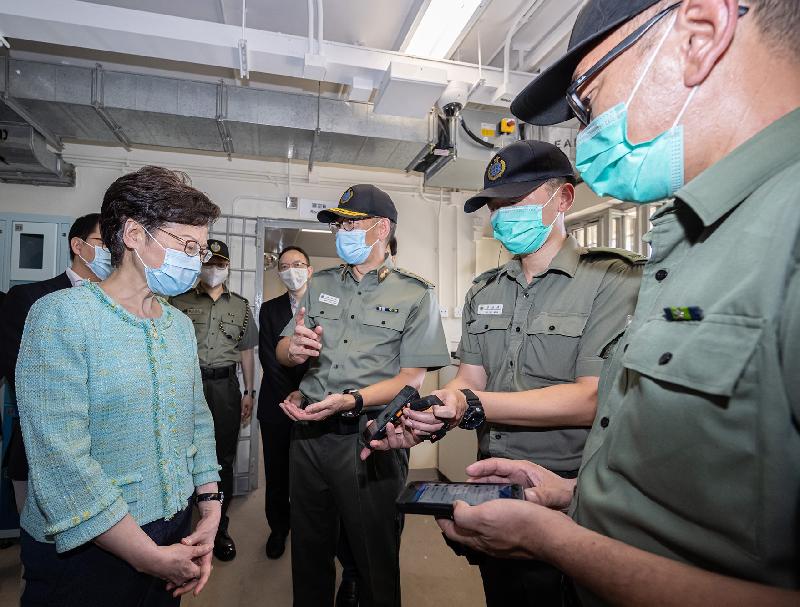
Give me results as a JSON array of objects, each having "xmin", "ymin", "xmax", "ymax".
[
  {"xmin": 279, "ymin": 267, "xmax": 309, "ymax": 291},
  {"xmin": 200, "ymin": 265, "xmax": 229, "ymax": 288}
]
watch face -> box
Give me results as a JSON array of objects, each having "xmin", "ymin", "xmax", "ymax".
[{"xmin": 461, "ymin": 406, "xmax": 485, "ymax": 430}]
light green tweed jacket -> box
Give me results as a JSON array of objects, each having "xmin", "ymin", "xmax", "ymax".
[{"xmin": 16, "ymin": 282, "xmax": 220, "ymax": 553}]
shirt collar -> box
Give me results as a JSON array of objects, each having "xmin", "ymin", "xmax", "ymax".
[
  {"xmin": 65, "ymin": 266, "xmax": 86, "ymax": 287},
  {"xmin": 674, "ymin": 107, "xmax": 800, "ymax": 227},
  {"xmin": 341, "ymin": 254, "xmax": 394, "ymax": 284},
  {"xmin": 500, "ymin": 235, "xmax": 582, "ymax": 283},
  {"xmin": 196, "ymin": 282, "xmax": 230, "ymax": 298}
]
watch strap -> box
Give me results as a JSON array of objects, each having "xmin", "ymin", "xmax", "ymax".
[
  {"xmin": 341, "ymin": 389, "xmax": 364, "ymax": 418},
  {"xmin": 194, "ymin": 492, "xmax": 224, "ymax": 505}
]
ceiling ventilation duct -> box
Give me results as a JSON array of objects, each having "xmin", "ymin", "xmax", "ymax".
[{"xmin": 0, "ymin": 122, "xmax": 75, "ymax": 186}]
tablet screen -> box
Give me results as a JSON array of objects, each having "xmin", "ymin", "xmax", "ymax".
[{"xmin": 409, "ymin": 482, "xmax": 519, "ymax": 506}]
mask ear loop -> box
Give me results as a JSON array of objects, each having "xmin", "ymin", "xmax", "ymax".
[{"xmin": 626, "ymin": 12, "xmax": 678, "ymax": 107}]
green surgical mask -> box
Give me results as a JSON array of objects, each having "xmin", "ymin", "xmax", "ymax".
[{"xmin": 490, "ymin": 187, "xmax": 560, "ymax": 256}]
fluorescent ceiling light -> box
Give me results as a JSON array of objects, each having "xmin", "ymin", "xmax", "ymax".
[
  {"xmin": 301, "ymin": 228, "xmax": 331, "ymax": 234},
  {"xmin": 404, "ymin": 0, "xmax": 483, "ymax": 59}
]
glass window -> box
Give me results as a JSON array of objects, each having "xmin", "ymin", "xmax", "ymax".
[
  {"xmin": 19, "ymin": 233, "xmax": 45, "ymax": 269},
  {"xmin": 585, "ymin": 223, "xmax": 598, "ymax": 248}
]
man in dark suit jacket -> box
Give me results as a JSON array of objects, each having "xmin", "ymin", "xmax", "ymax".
[
  {"xmin": 0, "ymin": 213, "xmax": 105, "ymax": 512},
  {"xmin": 258, "ymin": 245, "xmax": 312, "ymax": 559}
]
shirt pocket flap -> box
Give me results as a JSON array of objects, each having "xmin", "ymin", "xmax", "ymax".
[
  {"xmin": 361, "ymin": 307, "xmax": 409, "ymax": 332},
  {"xmin": 527, "ymin": 312, "xmax": 588, "ymax": 337},
  {"xmin": 467, "ymin": 316, "xmax": 512, "ymax": 334},
  {"xmin": 308, "ymin": 301, "xmax": 343, "ymax": 321},
  {"xmin": 622, "ymin": 316, "xmax": 762, "ymax": 397}
]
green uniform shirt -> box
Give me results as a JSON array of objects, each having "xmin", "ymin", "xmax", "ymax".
[
  {"xmin": 281, "ymin": 257, "xmax": 451, "ymax": 404},
  {"xmin": 573, "ymin": 107, "xmax": 800, "ymax": 600},
  {"xmin": 456, "ymin": 236, "xmax": 644, "ymax": 472},
  {"xmin": 171, "ymin": 284, "xmax": 258, "ymax": 368}
]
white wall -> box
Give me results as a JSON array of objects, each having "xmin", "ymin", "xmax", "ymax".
[{"xmin": 0, "ymin": 143, "xmax": 481, "ymax": 469}]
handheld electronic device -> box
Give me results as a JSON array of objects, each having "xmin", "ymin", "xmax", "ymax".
[
  {"xmin": 362, "ymin": 385, "xmax": 419, "ymax": 443},
  {"xmin": 396, "ymin": 481, "xmax": 525, "ymax": 517},
  {"xmin": 408, "ymin": 394, "xmax": 448, "ymax": 442}
]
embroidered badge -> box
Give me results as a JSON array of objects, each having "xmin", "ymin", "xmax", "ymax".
[
  {"xmin": 486, "ymin": 155, "xmax": 506, "ymax": 182},
  {"xmin": 210, "ymin": 241, "xmax": 221, "ymax": 253},
  {"xmin": 340, "ymin": 188, "xmax": 354, "ymax": 205}
]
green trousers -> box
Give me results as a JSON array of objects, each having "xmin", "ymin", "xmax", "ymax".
[
  {"xmin": 290, "ymin": 418, "xmax": 408, "ymax": 607},
  {"xmin": 202, "ymin": 374, "xmax": 241, "ymax": 520}
]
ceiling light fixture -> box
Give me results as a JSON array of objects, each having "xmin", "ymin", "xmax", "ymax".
[{"xmin": 404, "ymin": 0, "xmax": 484, "ymax": 59}]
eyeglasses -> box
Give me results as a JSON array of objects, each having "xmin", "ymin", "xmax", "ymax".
[
  {"xmin": 566, "ymin": 2, "xmax": 749, "ymax": 126},
  {"xmin": 278, "ymin": 261, "xmax": 309, "ymax": 271},
  {"xmin": 329, "ymin": 217, "xmax": 378, "ymax": 234},
  {"xmin": 157, "ymin": 227, "xmax": 213, "ymax": 262}
]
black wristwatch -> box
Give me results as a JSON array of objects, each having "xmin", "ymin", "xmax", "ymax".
[
  {"xmin": 194, "ymin": 492, "xmax": 224, "ymax": 506},
  {"xmin": 459, "ymin": 389, "xmax": 486, "ymax": 430},
  {"xmin": 243, "ymin": 389, "xmax": 256, "ymax": 397},
  {"xmin": 341, "ymin": 389, "xmax": 364, "ymax": 418}
]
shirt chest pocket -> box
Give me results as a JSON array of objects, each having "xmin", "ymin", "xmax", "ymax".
[
  {"xmin": 182, "ymin": 307, "xmax": 207, "ymax": 326},
  {"xmin": 356, "ymin": 308, "xmax": 410, "ymax": 353},
  {"xmin": 308, "ymin": 301, "xmax": 343, "ymax": 344},
  {"xmin": 467, "ymin": 316, "xmax": 512, "ymax": 362},
  {"xmin": 607, "ymin": 315, "xmax": 763, "ymax": 552},
  {"xmin": 522, "ymin": 312, "xmax": 588, "ymax": 379}
]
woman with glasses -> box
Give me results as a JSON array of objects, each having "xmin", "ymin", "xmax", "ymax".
[{"xmin": 16, "ymin": 165, "xmax": 222, "ymax": 606}]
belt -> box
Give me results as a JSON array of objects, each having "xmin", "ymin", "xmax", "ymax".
[
  {"xmin": 200, "ymin": 365, "xmax": 236, "ymax": 380},
  {"xmin": 300, "ymin": 396, "xmax": 384, "ymax": 436}
]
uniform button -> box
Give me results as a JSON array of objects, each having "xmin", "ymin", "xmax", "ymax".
[
  {"xmin": 623, "ymin": 344, "xmax": 629, "ymax": 353},
  {"xmin": 523, "ymin": 293, "xmax": 529, "ymax": 298},
  {"xmin": 509, "ymin": 361, "xmax": 513, "ymax": 367},
  {"xmin": 334, "ymin": 364, "xmax": 339, "ymax": 369},
  {"xmin": 358, "ymin": 291, "xmax": 362, "ymax": 295},
  {"xmin": 655, "ymin": 269, "xmax": 668, "ymax": 281},
  {"xmin": 548, "ymin": 325, "xmax": 556, "ymax": 331},
  {"xmin": 515, "ymin": 326, "xmax": 521, "ymax": 332},
  {"xmin": 344, "ymin": 339, "xmax": 348, "ymax": 343},
  {"xmin": 320, "ymin": 310, "xmax": 325, "ymax": 314},
  {"xmin": 600, "ymin": 417, "xmax": 609, "ymax": 428},
  {"xmin": 484, "ymin": 324, "xmax": 489, "ymax": 329},
  {"xmin": 658, "ymin": 352, "xmax": 673, "ymax": 365},
  {"xmin": 350, "ymin": 315, "xmax": 355, "ymax": 319},
  {"xmin": 494, "ymin": 433, "xmax": 501, "ymax": 440}
]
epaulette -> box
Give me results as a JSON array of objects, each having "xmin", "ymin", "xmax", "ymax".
[
  {"xmin": 394, "ymin": 267, "xmax": 435, "ymax": 288},
  {"xmin": 471, "ymin": 266, "xmax": 502, "ymax": 285},
  {"xmin": 584, "ymin": 247, "xmax": 647, "ymax": 265},
  {"xmin": 230, "ymin": 291, "xmax": 250, "ymax": 304}
]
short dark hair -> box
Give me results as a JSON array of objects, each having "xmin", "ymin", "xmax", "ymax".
[
  {"xmin": 100, "ymin": 166, "xmax": 220, "ymax": 266},
  {"xmin": 544, "ymin": 175, "xmax": 577, "ymax": 192},
  {"xmin": 279, "ymin": 246, "xmax": 310, "ymax": 265},
  {"xmin": 67, "ymin": 213, "xmax": 101, "ymax": 260},
  {"xmin": 388, "ymin": 236, "xmax": 398, "ymax": 257}
]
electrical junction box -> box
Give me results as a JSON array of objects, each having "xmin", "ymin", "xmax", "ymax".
[{"xmin": 373, "ymin": 61, "xmax": 448, "ymax": 119}]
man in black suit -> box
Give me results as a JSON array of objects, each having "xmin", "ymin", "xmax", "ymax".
[
  {"xmin": 0, "ymin": 213, "xmax": 106, "ymax": 512},
  {"xmin": 258, "ymin": 246, "xmax": 312, "ymax": 559}
]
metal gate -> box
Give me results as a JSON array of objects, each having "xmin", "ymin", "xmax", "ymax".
[{"xmin": 209, "ymin": 215, "xmax": 263, "ymax": 496}]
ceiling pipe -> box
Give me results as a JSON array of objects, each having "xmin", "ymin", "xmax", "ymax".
[
  {"xmin": 502, "ymin": 0, "xmax": 543, "ymax": 92},
  {"xmin": 307, "ymin": 0, "xmax": 315, "ymax": 53},
  {"xmin": 316, "ymin": 0, "xmax": 324, "ymax": 56}
]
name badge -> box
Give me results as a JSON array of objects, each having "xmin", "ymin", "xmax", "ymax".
[
  {"xmin": 477, "ymin": 304, "xmax": 503, "ymax": 315},
  {"xmin": 319, "ymin": 293, "xmax": 340, "ymax": 306}
]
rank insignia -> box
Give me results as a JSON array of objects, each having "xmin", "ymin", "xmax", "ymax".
[
  {"xmin": 487, "ymin": 155, "xmax": 506, "ymax": 181},
  {"xmin": 210, "ymin": 242, "xmax": 221, "ymax": 253}
]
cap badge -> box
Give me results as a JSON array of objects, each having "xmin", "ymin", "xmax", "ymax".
[
  {"xmin": 210, "ymin": 242, "xmax": 221, "ymax": 253},
  {"xmin": 340, "ymin": 188, "xmax": 354, "ymax": 205},
  {"xmin": 487, "ymin": 156, "xmax": 506, "ymax": 182}
]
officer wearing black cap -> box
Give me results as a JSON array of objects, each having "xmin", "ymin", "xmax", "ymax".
[
  {"xmin": 436, "ymin": 0, "xmax": 800, "ymax": 605},
  {"xmin": 170, "ymin": 238, "xmax": 258, "ymax": 561},
  {"xmin": 275, "ymin": 184, "xmax": 450, "ymax": 607},
  {"xmin": 384, "ymin": 140, "xmax": 643, "ymax": 606}
]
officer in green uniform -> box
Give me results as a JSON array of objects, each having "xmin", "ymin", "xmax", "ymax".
[
  {"xmin": 171, "ymin": 239, "xmax": 258, "ymax": 561},
  {"xmin": 372, "ymin": 140, "xmax": 643, "ymax": 606},
  {"xmin": 433, "ymin": 1, "xmax": 800, "ymax": 605},
  {"xmin": 276, "ymin": 184, "xmax": 450, "ymax": 607}
]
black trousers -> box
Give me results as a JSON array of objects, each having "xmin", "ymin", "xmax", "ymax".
[
  {"xmin": 260, "ymin": 413, "xmax": 293, "ymax": 535},
  {"xmin": 290, "ymin": 419, "xmax": 408, "ymax": 607},
  {"xmin": 478, "ymin": 468, "xmax": 579, "ymax": 607},
  {"xmin": 202, "ymin": 373, "xmax": 242, "ymax": 521},
  {"xmin": 20, "ymin": 505, "xmax": 192, "ymax": 607}
]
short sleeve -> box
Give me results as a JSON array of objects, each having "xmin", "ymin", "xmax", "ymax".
[
  {"xmin": 576, "ymin": 260, "xmax": 643, "ymax": 378},
  {"xmin": 780, "ymin": 261, "xmax": 800, "ymax": 422},
  {"xmin": 455, "ymin": 290, "xmax": 484, "ymax": 366},
  {"xmin": 398, "ymin": 289, "xmax": 451, "ymax": 370}
]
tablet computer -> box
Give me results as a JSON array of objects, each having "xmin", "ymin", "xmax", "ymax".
[{"xmin": 396, "ymin": 481, "xmax": 525, "ymax": 517}]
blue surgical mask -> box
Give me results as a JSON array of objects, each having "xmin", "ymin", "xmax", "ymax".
[
  {"xmin": 336, "ymin": 221, "xmax": 380, "ymax": 265},
  {"xmin": 575, "ymin": 13, "xmax": 698, "ymax": 204},
  {"xmin": 490, "ymin": 187, "xmax": 560, "ymax": 256},
  {"xmin": 79, "ymin": 243, "xmax": 113, "ymax": 280},
  {"xmin": 135, "ymin": 224, "xmax": 201, "ymax": 296}
]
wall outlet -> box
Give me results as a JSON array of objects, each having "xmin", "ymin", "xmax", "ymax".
[
  {"xmin": 439, "ymin": 305, "xmax": 449, "ymax": 318},
  {"xmin": 454, "ymin": 305, "xmax": 463, "ymax": 318}
]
